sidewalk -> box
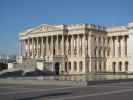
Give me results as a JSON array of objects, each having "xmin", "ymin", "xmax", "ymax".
[{"xmin": 0, "ymin": 78, "xmax": 133, "ymax": 86}]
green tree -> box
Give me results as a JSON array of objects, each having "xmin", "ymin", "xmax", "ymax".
[{"xmin": 0, "ymin": 63, "xmax": 7, "ymax": 71}]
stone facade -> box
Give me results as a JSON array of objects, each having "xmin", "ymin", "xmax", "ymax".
[{"xmin": 18, "ymin": 23, "xmax": 133, "ymax": 75}]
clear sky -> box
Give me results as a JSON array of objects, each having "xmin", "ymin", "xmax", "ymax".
[{"xmin": 0, "ymin": 0, "xmax": 133, "ymax": 55}]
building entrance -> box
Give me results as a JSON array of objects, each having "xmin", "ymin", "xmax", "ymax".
[{"xmin": 55, "ymin": 62, "xmax": 60, "ymax": 75}]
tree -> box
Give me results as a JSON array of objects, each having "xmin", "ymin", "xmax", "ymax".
[{"xmin": 0, "ymin": 63, "xmax": 7, "ymax": 71}]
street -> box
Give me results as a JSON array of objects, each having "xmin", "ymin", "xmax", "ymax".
[{"xmin": 0, "ymin": 81, "xmax": 133, "ymax": 100}]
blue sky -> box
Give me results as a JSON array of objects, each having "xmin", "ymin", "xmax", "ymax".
[{"xmin": 0, "ymin": 0, "xmax": 133, "ymax": 55}]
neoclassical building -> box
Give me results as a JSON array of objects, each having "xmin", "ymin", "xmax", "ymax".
[{"xmin": 14, "ymin": 22, "xmax": 133, "ymax": 75}]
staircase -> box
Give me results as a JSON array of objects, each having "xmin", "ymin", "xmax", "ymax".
[
  {"xmin": 0, "ymin": 58, "xmax": 37, "ymax": 77},
  {"xmin": 0, "ymin": 58, "xmax": 54, "ymax": 77}
]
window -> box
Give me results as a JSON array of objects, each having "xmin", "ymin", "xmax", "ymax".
[
  {"xmin": 119, "ymin": 62, "xmax": 122, "ymax": 71},
  {"xmin": 68, "ymin": 62, "xmax": 71, "ymax": 71},
  {"xmin": 99, "ymin": 49, "xmax": 101, "ymax": 57},
  {"xmin": 104, "ymin": 62, "xmax": 106, "ymax": 71},
  {"xmin": 99, "ymin": 62, "xmax": 102, "ymax": 72},
  {"xmin": 94, "ymin": 47, "xmax": 97, "ymax": 57},
  {"xmin": 74, "ymin": 62, "xmax": 77, "ymax": 71},
  {"xmin": 125, "ymin": 62, "xmax": 128, "ymax": 71},
  {"xmin": 112, "ymin": 62, "xmax": 116, "ymax": 73},
  {"xmin": 79, "ymin": 61, "xmax": 83, "ymax": 72},
  {"xmin": 65, "ymin": 62, "xmax": 67, "ymax": 72}
]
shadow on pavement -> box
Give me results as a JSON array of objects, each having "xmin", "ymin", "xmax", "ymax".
[{"xmin": 17, "ymin": 91, "xmax": 72, "ymax": 100}]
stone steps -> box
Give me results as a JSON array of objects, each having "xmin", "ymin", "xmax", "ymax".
[{"xmin": 0, "ymin": 58, "xmax": 53, "ymax": 77}]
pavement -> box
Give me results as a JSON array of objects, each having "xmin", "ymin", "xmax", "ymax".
[{"xmin": 1, "ymin": 79, "xmax": 133, "ymax": 100}]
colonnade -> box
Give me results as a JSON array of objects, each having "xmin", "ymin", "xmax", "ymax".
[
  {"xmin": 19, "ymin": 34, "xmax": 92, "ymax": 58},
  {"xmin": 108, "ymin": 35, "xmax": 128, "ymax": 57}
]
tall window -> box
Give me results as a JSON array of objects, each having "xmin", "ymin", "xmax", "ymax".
[
  {"xmin": 119, "ymin": 62, "xmax": 122, "ymax": 71},
  {"xmin": 68, "ymin": 62, "xmax": 71, "ymax": 71},
  {"xmin": 104, "ymin": 62, "xmax": 106, "ymax": 72},
  {"xmin": 99, "ymin": 62, "xmax": 102, "ymax": 72},
  {"xmin": 94, "ymin": 47, "xmax": 97, "ymax": 57},
  {"xmin": 74, "ymin": 62, "xmax": 77, "ymax": 71},
  {"xmin": 65, "ymin": 62, "xmax": 67, "ymax": 72},
  {"xmin": 99, "ymin": 49, "xmax": 101, "ymax": 57},
  {"xmin": 125, "ymin": 62, "xmax": 128, "ymax": 71},
  {"xmin": 79, "ymin": 61, "xmax": 83, "ymax": 72}
]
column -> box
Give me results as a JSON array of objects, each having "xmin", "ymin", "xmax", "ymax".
[
  {"xmin": 88, "ymin": 35, "xmax": 90, "ymax": 57},
  {"xmin": 66, "ymin": 36, "xmax": 69, "ymax": 55},
  {"xmin": 115, "ymin": 36, "xmax": 119, "ymax": 57},
  {"xmin": 34, "ymin": 38, "xmax": 37, "ymax": 57},
  {"xmin": 62, "ymin": 35, "xmax": 64, "ymax": 55},
  {"xmin": 19, "ymin": 40, "xmax": 22, "ymax": 57},
  {"xmin": 56, "ymin": 35, "xmax": 59, "ymax": 55},
  {"xmin": 115, "ymin": 37, "xmax": 117, "ymax": 57},
  {"xmin": 88, "ymin": 36, "xmax": 91, "ymax": 72},
  {"xmin": 113, "ymin": 37, "xmax": 115, "ymax": 57},
  {"xmin": 118, "ymin": 37, "xmax": 121, "ymax": 57},
  {"xmin": 121, "ymin": 36, "xmax": 124, "ymax": 57},
  {"xmin": 64, "ymin": 36, "xmax": 67, "ymax": 55},
  {"xmin": 73, "ymin": 36, "xmax": 76, "ymax": 55},
  {"xmin": 86, "ymin": 35, "xmax": 88, "ymax": 56},
  {"xmin": 51, "ymin": 36, "xmax": 53, "ymax": 56},
  {"xmin": 46, "ymin": 37, "xmax": 48, "ymax": 56},
  {"xmin": 82, "ymin": 34, "xmax": 86, "ymax": 57},
  {"xmin": 89, "ymin": 35, "xmax": 94, "ymax": 72},
  {"xmin": 32, "ymin": 38, "xmax": 34, "ymax": 58},
  {"xmin": 36, "ymin": 37, "xmax": 39, "ymax": 58},
  {"xmin": 41, "ymin": 37, "xmax": 44, "ymax": 58},
  {"xmin": 23, "ymin": 40, "xmax": 26, "ymax": 57},
  {"xmin": 21, "ymin": 40, "xmax": 23, "ymax": 56},
  {"xmin": 125, "ymin": 36, "xmax": 127, "ymax": 56},
  {"xmin": 71, "ymin": 35, "xmax": 74, "ymax": 56},
  {"xmin": 27, "ymin": 39, "xmax": 30, "ymax": 57},
  {"xmin": 30, "ymin": 39, "xmax": 32, "ymax": 57},
  {"xmin": 119, "ymin": 37, "xmax": 121, "ymax": 57},
  {"xmin": 44, "ymin": 37, "xmax": 46, "ymax": 56},
  {"xmin": 77, "ymin": 35, "xmax": 80, "ymax": 56},
  {"xmin": 110, "ymin": 37, "xmax": 113, "ymax": 57}
]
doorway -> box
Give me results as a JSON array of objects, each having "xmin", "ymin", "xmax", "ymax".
[{"xmin": 55, "ymin": 62, "xmax": 60, "ymax": 75}]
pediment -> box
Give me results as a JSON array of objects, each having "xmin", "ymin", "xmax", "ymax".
[
  {"xmin": 29, "ymin": 24, "xmax": 63, "ymax": 34},
  {"xmin": 20, "ymin": 24, "xmax": 64, "ymax": 36}
]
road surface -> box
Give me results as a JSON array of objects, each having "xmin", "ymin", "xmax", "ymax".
[{"xmin": 0, "ymin": 81, "xmax": 133, "ymax": 100}]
